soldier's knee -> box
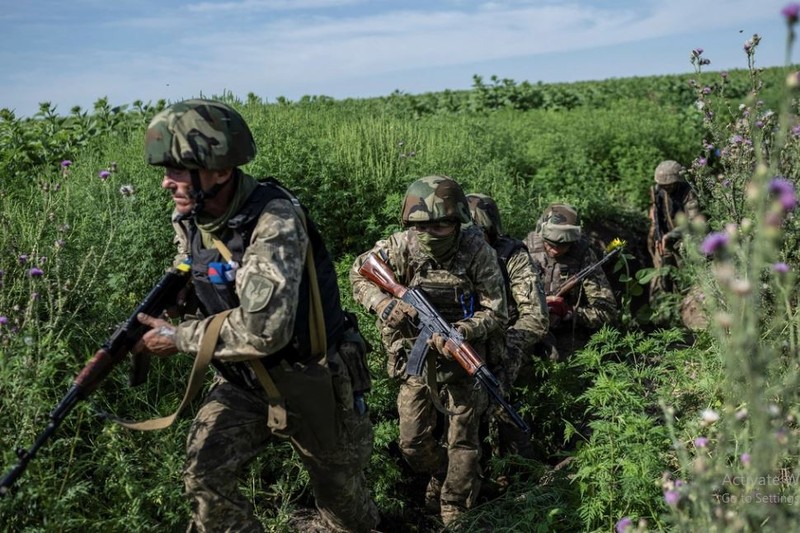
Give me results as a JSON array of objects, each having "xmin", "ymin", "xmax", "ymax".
[{"xmin": 399, "ymin": 441, "xmax": 443, "ymax": 474}]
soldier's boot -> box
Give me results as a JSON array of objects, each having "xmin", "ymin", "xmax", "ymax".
[
  {"xmin": 440, "ymin": 502, "xmax": 466, "ymax": 527},
  {"xmin": 424, "ymin": 474, "xmax": 443, "ymax": 513}
]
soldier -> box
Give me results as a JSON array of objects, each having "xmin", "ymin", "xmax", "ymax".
[
  {"xmin": 467, "ymin": 193, "xmax": 548, "ymax": 458},
  {"xmin": 350, "ymin": 176, "xmax": 507, "ymax": 526},
  {"xmin": 132, "ymin": 99, "xmax": 379, "ymax": 532},
  {"xmin": 524, "ymin": 203, "xmax": 618, "ymax": 359},
  {"xmin": 648, "ymin": 160, "xmax": 702, "ymax": 297}
]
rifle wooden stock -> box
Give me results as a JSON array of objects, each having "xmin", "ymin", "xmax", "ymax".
[
  {"xmin": 358, "ymin": 252, "xmax": 408, "ymax": 299},
  {"xmin": 358, "ymin": 253, "xmax": 530, "ymax": 433},
  {"xmin": 0, "ymin": 263, "xmax": 190, "ymax": 496}
]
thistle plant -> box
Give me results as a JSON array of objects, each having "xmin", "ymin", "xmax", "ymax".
[{"xmin": 656, "ymin": 5, "xmax": 800, "ymax": 531}]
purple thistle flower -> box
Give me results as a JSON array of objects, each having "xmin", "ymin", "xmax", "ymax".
[
  {"xmin": 741, "ymin": 452, "xmax": 751, "ymax": 466},
  {"xmin": 692, "ymin": 48, "xmax": 704, "ymax": 57},
  {"xmin": 664, "ymin": 489, "xmax": 680, "ymax": 506},
  {"xmin": 792, "ymin": 125, "xmax": 800, "ymax": 136},
  {"xmin": 700, "ymin": 232, "xmax": 729, "ymax": 255},
  {"xmin": 695, "ymin": 157, "xmax": 707, "ymax": 167},
  {"xmin": 61, "ymin": 160, "xmax": 72, "ymax": 168},
  {"xmin": 755, "ymin": 120, "xmax": 764, "ymax": 129},
  {"xmin": 774, "ymin": 262, "xmax": 790, "ymax": 274},
  {"xmin": 769, "ymin": 177, "xmax": 798, "ymax": 211},
  {"xmin": 98, "ymin": 170, "xmax": 111, "ymax": 180},
  {"xmin": 694, "ymin": 437, "xmax": 709, "ymax": 448},
  {"xmin": 29, "ymin": 267, "xmax": 44, "ymax": 277},
  {"xmin": 0, "ymin": 316, "xmax": 8, "ymax": 326},
  {"xmin": 782, "ymin": 3, "xmax": 800, "ymax": 24},
  {"xmin": 615, "ymin": 517, "xmax": 633, "ymax": 533},
  {"xmin": 702, "ymin": 86, "xmax": 712, "ymax": 95},
  {"xmin": 18, "ymin": 254, "xmax": 28, "ymax": 265},
  {"xmin": 721, "ymin": 71, "xmax": 729, "ymax": 79},
  {"xmin": 731, "ymin": 134, "xmax": 744, "ymax": 144}
]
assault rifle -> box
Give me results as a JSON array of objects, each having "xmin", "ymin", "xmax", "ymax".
[
  {"xmin": 0, "ymin": 261, "xmax": 191, "ymax": 497},
  {"xmin": 555, "ymin": 245, "xmax": 621, "ymax": 298},
  {"xmin": 358, "ymin": 253, "xmax": 529, "ymax": 434}
]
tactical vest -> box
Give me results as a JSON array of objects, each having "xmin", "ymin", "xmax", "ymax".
[
  {"xmin": 188, "ymin": 177, "xmax": 345, "ymax": 387},
  {"xmin": 527, "ymin": 233, "xmax": 590, "ymax": 302},
  {"xmin": 405, "ymin": 227, "xmax": 487, "ymax": 324},
  {"xmin": 493, "ymin": 235, "xmax": 527, "ymax": 325},
  {"xmin": 652, "ymin": 182, "xmax": 693, "ymax": 233}
]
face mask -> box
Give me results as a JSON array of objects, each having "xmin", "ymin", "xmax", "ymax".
[{"xmin": 417, "ymin": 229, "xmax": 459, "ymax": 262}]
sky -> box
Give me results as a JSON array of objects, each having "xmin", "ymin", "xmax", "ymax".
[{"xmin": 0, "ymin": 0, "xmax": 796, "ymax": 118}]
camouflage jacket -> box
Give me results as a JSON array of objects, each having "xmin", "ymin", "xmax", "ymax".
[
  {"xmin": 524, "ymin": 233, "xmax": 618, "ymax": 330},
  {"xmin": 350, "ymin": 226, "xmax": 507, "ymax": 347},
  {"xmin": 171, "ymin": 194, "xmax": 310, "ymax": 361},
  {"xmin": 493, "ymin": 237, "xmax": 549, "ymax": 348}
]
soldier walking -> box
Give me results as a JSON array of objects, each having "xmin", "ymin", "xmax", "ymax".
[{"xmin": 350, "ymin": 176, "xmax": 507, "ymax": 526}]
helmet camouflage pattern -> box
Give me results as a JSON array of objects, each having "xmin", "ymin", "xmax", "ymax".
[
  {"xmin": 144, "ymin": 99, "xmax": 256, "ymax": 170},
  {"xmin": 467, "ymin": 193, "xmax": 502, "ymax": 240},
  {"xmin": 401, "ymin": 175, "xmax": 472, "ymax": 226},
  {"xmin": 538, "ymin": 203, "xmax": 582, "ymax": 243},
  {"xmin": 654, "ymin": 160, "xmax": 684, "ymax": 184}
]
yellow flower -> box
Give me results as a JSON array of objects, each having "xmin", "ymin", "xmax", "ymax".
[{"xmin": 606, "ymin": 238, "xmax": 626, "ymax": 252}]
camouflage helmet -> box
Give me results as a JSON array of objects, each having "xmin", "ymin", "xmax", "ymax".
[
  {"xmin": 401, "ymin": 175, "xmax": 472, "ymax": 226},
  {"xmin": 654, "ymin": 160, "xmax": 684, "ymax": 185},
  {"xmin": 467, "ymin": 193, "xmax": 502, "ymax": 240},
  {"xmin": 144, "ymin": 99, "xmax": 256, "ymax": 170},
  {"xmin": 538, "ymin": 203, "xmax": 582, "ymax": 243}
]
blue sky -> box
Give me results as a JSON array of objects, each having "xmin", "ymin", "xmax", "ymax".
[{"xmin": 0, "ymin": 0, "xmax": 795, "ymax": 117}]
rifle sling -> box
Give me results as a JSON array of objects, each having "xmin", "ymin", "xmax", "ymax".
[
  {"xmin": 425, "ymin": 351, "xmax": 460, "ymax": 417},
  {"xmin": 110, "ymin": 308, "xmax": 233, "ymax": 431}
]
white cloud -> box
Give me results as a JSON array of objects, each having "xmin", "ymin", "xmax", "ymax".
[
  {"xmin": 2, "ymin": 0, "xmax": 791, "ymax": 115},
  {"xmin": 186, "ymin": 0, "xmax": 365, "ymax": 14}
]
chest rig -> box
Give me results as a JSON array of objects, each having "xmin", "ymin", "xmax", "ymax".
[
  {"xmin": 652, "ymin": 182, "xmax": 692, "ymax": 232},
  {"xmin": 188, "ymin": 178, "xmax": 345, "ymax": 388},
  {"xmin": 405, "ymin": 228, "xmax": 486, "ymax": 323},
  {"xmin": 528, "ymin": 233, "xmax": 589, "ymax": 303}
]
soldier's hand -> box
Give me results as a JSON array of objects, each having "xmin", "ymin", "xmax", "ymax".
[
  {"xmin": 132, "ymin": 313, "xmax": 179, "ymax": 358},
  {"xmin": 658, "ymin": 235, "xmax": 667, "ymax": 254},
  {"xmin": 454, "ymin": 320, "xmax": 476, "ymax": 340},
  {"xmin": 546, "ymin": 296, "xmax": 573, "ymax": 320},
  {"xmin": 376, "ymin": 298, "xmax": 418, "ymax": 328},
  {"xmin": 427, "ymin": 332, "xmax": 452, "ymax": 360}
]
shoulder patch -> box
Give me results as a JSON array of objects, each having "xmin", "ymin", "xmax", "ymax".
[{"xmin": 240, "ymin": 274, "xmax": 274, "ymax": 312}]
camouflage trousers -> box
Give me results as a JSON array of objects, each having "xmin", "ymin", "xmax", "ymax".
[
  {"xmin": 397, "ymin": 374, "xmax": 488, "ymax": 520},
  {"xmin": 184, "ymin": 357, "xmax": 378, "ymax": 533}
]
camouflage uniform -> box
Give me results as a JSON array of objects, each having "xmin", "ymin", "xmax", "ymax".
[
  {"xmin": 350, "ymin": 177, "xmax": 507, "ymax": 526},
  {"xmin": 524, "ymin": 204, "xmax": 617, "ymax": 359},
  {"xmin": 145, "ymin": 100, "xmax": 379, "ymax": 533},
  {"xmin": 468, "ymin": 194, "xmax": 549, "ymax": 458},
  {"xmin": 648, "ymin": 160, "xmax": 702, "ymax": 296}
]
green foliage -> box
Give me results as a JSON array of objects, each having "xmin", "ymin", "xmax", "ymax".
[
  {"xmin": 2, "ymin": 39, "xmax": 800, "ymax": 532},
  {"xmin": 568, "ymin": 328, "xmax": 689, "ymax": 530}
]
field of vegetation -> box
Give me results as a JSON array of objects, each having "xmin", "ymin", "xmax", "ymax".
[{"xmin": 2, "ymin": 20, "xmax": 800, "ymax": 532}]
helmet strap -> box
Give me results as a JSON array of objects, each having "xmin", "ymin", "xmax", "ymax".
[{"xmin": 187, "ymin": 169, "xmax": 231, "ymax": 218}]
